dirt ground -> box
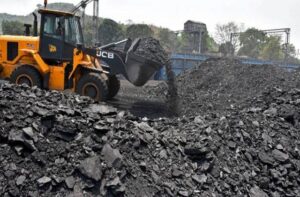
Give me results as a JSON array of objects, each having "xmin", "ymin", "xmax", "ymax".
[{"xmin": 108, "ymin": 80, "xmax": 169, "ymax": 118}]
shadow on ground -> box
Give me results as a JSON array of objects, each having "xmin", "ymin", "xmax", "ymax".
[{"xmin": 108, "ymin": 80, "xmax": 173, "ymax": 119}]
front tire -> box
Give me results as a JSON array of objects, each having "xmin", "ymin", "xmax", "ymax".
[
  {"xmin": 76, "ymin": 73, "xmax": 108, "ymax": 101},
  {"xmin": 10, "ymin": 65, "xmax": 42, "ymax": 88}
]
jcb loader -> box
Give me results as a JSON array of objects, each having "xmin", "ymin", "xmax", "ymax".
[{"xmin": 0, "ymin": 8, "xmax": 163, "ymax": 101}]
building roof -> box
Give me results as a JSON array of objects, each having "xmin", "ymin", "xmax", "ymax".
[
  {"xmin": 38, "ymin": 9, "xmax": 74, "ymax": 16},
  {"xmin": 185, "ymin": 20, "xmax": 206, "ymax": 25}
]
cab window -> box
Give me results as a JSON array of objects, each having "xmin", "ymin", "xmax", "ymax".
[
  {"xmin": 64, "ymin": 17, "xmax": 84, "ymax": 45},
  {"xmin": 43, "ymin": 14, "xmax": 64, "ymax": 39}
]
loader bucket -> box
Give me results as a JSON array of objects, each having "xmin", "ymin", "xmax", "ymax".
[{"xmin": 124, "ymin": 39, "xmax": 164, "ymax": 86}]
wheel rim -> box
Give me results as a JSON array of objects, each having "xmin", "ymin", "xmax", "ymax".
[
  {"xmin": 82, "ymin": 83, "xmax": 100, "ymax": 100},
  {"xmin": 16, "ymin": 74, "xmax": 33, "ymax": 86}
]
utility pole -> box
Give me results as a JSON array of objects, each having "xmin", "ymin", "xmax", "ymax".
[
  {"xmin": 198, "ymin": 31, "xmax": 203, "ymax": 54},
  {"xmin": 81, "ymin": 2, "xmax": 87, "ymax": 30},
  {"xmin": 93, "ymin": 0, "xmax": 99, "ymax": 46},
  {"xmin": 284, "ymin": 29, "xmax": 290, "ymax": 64}
]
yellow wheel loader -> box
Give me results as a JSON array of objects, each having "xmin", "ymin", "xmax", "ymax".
[{"xmin": 0, "ymin": 7, "xmax": 163, "ymax": 101}]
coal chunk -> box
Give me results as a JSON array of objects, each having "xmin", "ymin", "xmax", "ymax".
[
  {"xmin": 87, "ymin": 104, "xmax": 117, "ymax": 115},
  {"xmin": 37, "ymin": 176, "xmax": 51, "ymax": 186},
  {"xmin": 101, "ymin": 144, "xmax": 123, "ymax": 167},
  {"xmin": 272, "ymin": 149, "xmax": 289, "ymax": 162},
  {"xmin": 78, "ymin": 156, "xmax": 102, "ymax": 181},
  {"xmin": 250, "ymin": 186, "xmax": 268, "ymax": 197},
  {"xmin": 16, "ymin": 175, "xmax": 26, "ymax": 186},
  {"xmin": 8, "ymin": 130, "xmax": 37, "ymax": 151},
  {"xmin": 65, "ymin": 176, "xmax": 76, "ymax": 189},
  {"xmin": 258, "ymin": 152, "xmax": 274, "ymax": 165}
]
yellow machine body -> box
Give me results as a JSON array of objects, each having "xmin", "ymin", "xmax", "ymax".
[
  {"xmin": 0, "ymin": 35, "xmax": 98, "ymax": 91},
  {"xmin": 0, "ymin": 8, "xmax": 163, "ymax": 101}
]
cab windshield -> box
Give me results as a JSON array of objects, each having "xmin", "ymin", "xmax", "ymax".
[
  {"xmin": 64, "ymin": 16, "xmax": 84, "ymax": 45},
  {"xmin": 43, "ymin": 14, "xmax": 84, "ymax": 45}
]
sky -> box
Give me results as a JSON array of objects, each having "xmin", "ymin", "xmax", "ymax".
[{"xmin": 1, "ymin": 0, "xmax": 300, "ymax": 50}]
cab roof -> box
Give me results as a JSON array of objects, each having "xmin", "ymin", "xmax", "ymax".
[{"xmin": 38, "ymin": 9, "xmax": 74, "ymax": 16}]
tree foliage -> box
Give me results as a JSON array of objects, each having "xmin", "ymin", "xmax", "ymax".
[
  {"xmin": 205, "ymin": 34, "xmax": 218, "ymax": 53},
  {"xmin": 157, "ymin": 28, "xmax": 181, "ymax": 52},
  {"xmin": 126, "ymin": 24, "xmax": 153, "ymax": 39},
  {"xmin": 285, "ymin": 44, "xmax": 300, "ymax": 63},
  {"xmin": 259, "ymin": 36, "xmax": 284, "ymax": 61},
  {"xmin": 2, "ymin": 20, "xmax": 24, "ymax": 35},
  {"xmin": 237, "ymin": 28, "xmax": 298, "ymax": 62},
  {"xmin": 215, "ymin": 22, "xmax": 238, "ymax": 43},
  {"xmin": 215, "ymin": 22, "xmax": 244, "ymax": 54},
  {"xmin": 175, "ymin": 32, "xmax": 192, "ymax": 53},
  {"xmin": 98, "ymin": 19, "xmax": 124, "ymax": 45},
  {"xmin": 238, "ymin": 28, "xmax": 266, "ymax": 58}
]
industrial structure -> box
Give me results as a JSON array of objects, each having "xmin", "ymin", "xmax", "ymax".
[{"xmin": 183, "ymin": 20, "xmax": 207, "ymax": 54}]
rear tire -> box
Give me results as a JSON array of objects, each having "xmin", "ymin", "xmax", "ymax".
[
  {"xmin": 107, "ymin": 75, "xmax": 120, "ymax": 99},
  {"xmin": 76, "ymin": 73, "xmax": 108, "ymax": 101},
  {"xmin": 10, "ymin": 65, "xmax": 42, "ymax": 88}
]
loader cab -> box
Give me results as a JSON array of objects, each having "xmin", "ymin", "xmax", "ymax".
[{"xmin": 38, "ymin": 9, "xmax": 84, "ymax": 64}]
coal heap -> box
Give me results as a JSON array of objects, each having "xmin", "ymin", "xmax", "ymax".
[
  {"xmin": 148, "ymin": 58, "xmax": 300, "ymax": 116},
  {"xmin": 134, "ymin": 37, "xmax": 168, "ymax": 65},
  {"xmin": 1, "ymin": 76, "xmax": 300, "ymax": 196}
]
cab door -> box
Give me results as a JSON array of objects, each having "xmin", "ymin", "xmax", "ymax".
[{"xmin": 39, "ymin": 13, "xmax": 64, "ymax": 63}]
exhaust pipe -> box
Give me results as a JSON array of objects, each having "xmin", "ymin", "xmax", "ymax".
[
  {"xmin": 32, "ymin": 13, "xmax": 38, "ymax": 36},
  {"xmin": 24, "ymin": 24, "xmax": 32, "ymax": 36}
]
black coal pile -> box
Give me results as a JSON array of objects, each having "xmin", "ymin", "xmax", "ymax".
[
  {"xmin": 134, "ymin": 37, "xmax": 168, "ymax": 65},
  {"xmin": 147, "ymin": 58, "xmax": 300, "ymax": 116},
  {"xmin": 1, "ymin": 81, "xmax": 300, "ymax": 196}
]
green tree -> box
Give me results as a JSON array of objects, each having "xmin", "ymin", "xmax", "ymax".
[
  {"xmin": 284, "ymin": 43, "xmax": 300, "ymax": 63},
  {"xmin": 2, "ymin": 20, "xmax": 24, "ymax": 35},
  {"xmin": 205, "ymin": 34, "xmax": 218, "ymax": 53},
  {"xmin": 259, "ymin": 36, "xmax": 284, "ymax": 61},
  {"xmin": 176, "ymin": 32, "xmax": 192, "ymax": 53},
  {"xmin": 98, "ymin": 19, "xmax": 124, "ymax": 45},
  {"xmin": 238, "ymin": 28, "xmax": 266, "ymax": 58},
  {"xmin": 126, "ymin": 24, "xmax": 153, "ymax": 39},
  {"xmin": 215, "ymin": 22, "xmax": 244, "ymax": 53},
  {"xmin": 157, "ymin": 28, "xmax": 181, "ymax": 52},
  {"xmin": 158, "ymin": 28, "xmax": 172, "ymax": 50}
]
